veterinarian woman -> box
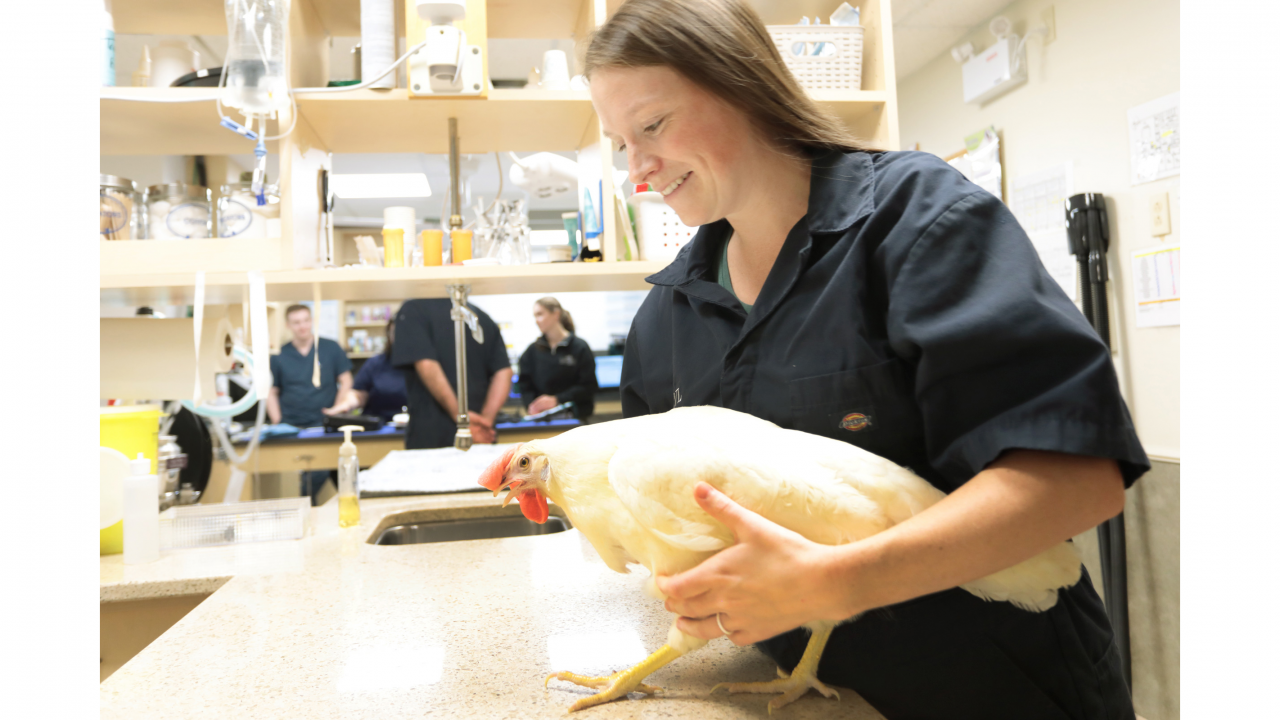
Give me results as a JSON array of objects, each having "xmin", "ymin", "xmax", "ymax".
[{"xmin": 592, "ymin": 1, "xmax": 1149, "ymax": 718}]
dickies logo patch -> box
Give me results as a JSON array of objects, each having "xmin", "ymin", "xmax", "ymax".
[{"xmin": 840, "ymin": 412, "xmax": 872, "ymax": 432}]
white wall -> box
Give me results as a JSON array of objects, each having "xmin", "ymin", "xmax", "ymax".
[{"xmin": 898, "ymin": 0, "xmax": 1180, "ymax": 459}]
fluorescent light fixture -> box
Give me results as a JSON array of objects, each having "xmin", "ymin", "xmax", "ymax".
[{"xmin": 330, "ymin": 173, "xmax": 432, "ymax": 199}]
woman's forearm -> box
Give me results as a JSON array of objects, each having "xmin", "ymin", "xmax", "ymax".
[{"xmin": 829, "ymin": 450, "xmax": 1126, "ymax": 618}]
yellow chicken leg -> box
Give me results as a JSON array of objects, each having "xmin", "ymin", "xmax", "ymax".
[
  {"xmin": 546, "ymin": 644, "xmax": 683, "ymax": 712},
  {"xmin": 712, "ymin": 622, "xmax": 841, "ymax": 714}
]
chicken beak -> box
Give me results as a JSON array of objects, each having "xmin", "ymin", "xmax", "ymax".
[{"xmin": 478, "ymin": 444, "xmax": 523, "ymax": 495}]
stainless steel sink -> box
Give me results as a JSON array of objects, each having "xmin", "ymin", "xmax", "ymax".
[{"xmin": 372, "ymin": 516, "xmax": 572, "ymax": 545}]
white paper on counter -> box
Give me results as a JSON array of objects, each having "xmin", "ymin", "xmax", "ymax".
[
  {"xmin": 1132, "ymin": 244, "xmax": 1181, "ymax": 327},
  {"xmin": 1128, "ymin": 92, "xmax": 1180, "ymax": 185},
  {"xmin": 359, "ymin": 443, "xmax": 521, "ymax": 496},
  {"xmin": 1028, "ymin": 228, "xmax": 1078, "ymax": 301}
]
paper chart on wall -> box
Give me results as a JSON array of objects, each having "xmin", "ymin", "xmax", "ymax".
[
  {"xmin": 1128, "ymin": 92, "xmax": 1180, "ymax": 185},
  {"xmin": 1131, "ymin": 245, "xmax": 1180, "ymax": 327},
  {"xmin": 1011, "ymin": 163, "xmax": 1076, "ymax": 301}
]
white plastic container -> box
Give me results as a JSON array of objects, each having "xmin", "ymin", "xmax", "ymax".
[
  {"xmin": 124, "ymin": 453, "xmax": 160, "ymax": 564},
  {"xmin": 159, "ymin": 497, "xmax": 310, "ymax": 549},
  {"xmin": 628, "ymin": 184, "xmax": 699, "ymax": 263},
  {"xmin": 218, "ymin": 182, "xmax": 281, "ymax": 238},
  {"xmin": 766, "ymin": 24, "xmax": 864, "ymax": 92}
]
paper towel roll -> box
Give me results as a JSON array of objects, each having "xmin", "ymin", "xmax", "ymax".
[
  {"xmin": 101, "ymin": 314, "xmax": 237, "ymax": 400},
  {"xmin": 361, "ymin": 0, "xmax": 396, "ymax": 90}
]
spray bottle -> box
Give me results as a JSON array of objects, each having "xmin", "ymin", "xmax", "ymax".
[{"xmin": 337, "ymin": 426, "xmax": 364, "ymax": 527}]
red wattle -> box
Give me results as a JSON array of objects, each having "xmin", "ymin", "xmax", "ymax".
[{"xmin": 518, "ymin": 489, "xmax": 549, "ymax": 524}]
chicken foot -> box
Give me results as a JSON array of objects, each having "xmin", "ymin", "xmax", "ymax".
[
  {"xmin": 712, "ymin": 622, "xmax": 840, "ymax": 714},
  {"xmin": 546, "ymin": 644, "xmax": 682, "ymax": 712}
]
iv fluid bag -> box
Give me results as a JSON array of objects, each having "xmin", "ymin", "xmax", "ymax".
[{"xmin": 222, "ymin": 0, "xmax": 291, "ymax": 115}]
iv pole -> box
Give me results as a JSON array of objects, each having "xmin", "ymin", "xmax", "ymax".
[{"xmin": 1066, "ymin": 192, "xmax": 1132, "ymax": 691}]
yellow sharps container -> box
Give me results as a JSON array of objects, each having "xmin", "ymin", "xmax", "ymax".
[{"xmin": 100, "ymin": 405, "xmax": 161, "ymax": 555}]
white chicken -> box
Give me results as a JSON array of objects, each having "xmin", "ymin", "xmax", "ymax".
[{"xmin": 478, "ymin": 406, "xmax": 1082, "ymax": 713}]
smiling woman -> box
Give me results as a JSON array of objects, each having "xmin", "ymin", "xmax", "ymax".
[{"xmin": 568, "ymin": 1, "xmax": 1149, "ymax": 719}]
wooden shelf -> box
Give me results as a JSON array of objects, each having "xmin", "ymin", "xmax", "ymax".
[
  {"xmin": 101, "ymin": 88, "xmax": 281, "ymax": 156},
  {"xmin": 101, "ymin": 238, "xmax": 289, "ymax": 276},
  {"xmin": 100, "ymin": 261, "xmax": 667, "ymax": 306},
  {"xmin": 294, "ymin": 89, "xmax": 597, "ymax": 153},
  {"xmin": 347, "ymin": 351, "xmax": 379, "ymax": 359},
  {"xmin": 113, "ymin": 0, "xmax": 224, "ymax": 35}
]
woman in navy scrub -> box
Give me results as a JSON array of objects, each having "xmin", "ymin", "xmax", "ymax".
[
  {"xmin": 333, "ymin": 318, "xmax": 408, "ymax": 422},
  {"xmin": 587, "ymin": 1, "xmax": 1148, "ymax": 718}
]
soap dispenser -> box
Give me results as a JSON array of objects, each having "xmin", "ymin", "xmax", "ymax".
[
  {"xmin": 337, "ymin": 426, "xmax": 364, "ymax": 528},
  {"xmin": 124, "ymin": 453, "xmax": 160, "ymax": 564}
]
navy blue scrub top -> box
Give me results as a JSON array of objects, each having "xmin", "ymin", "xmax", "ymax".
[
  {"xmin": 270, "ymin": 338, "xmax": 352, "ymax": 428},
  {"xmin": 621, "ymin": 148, "xmax": 1149, "ymax": 720},
  {"xmin": 621, "ymin": 149, "xmax": 1150, "ymax": 492},
  {"xmin": 353, "ymin": 352, "xmax": 408, "ymax": 421},
  {"xmin": 392, "ymin": 299, "xmax": 510, "ymax": 450}
]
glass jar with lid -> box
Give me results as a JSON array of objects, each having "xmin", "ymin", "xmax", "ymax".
[
  {"xmin": 217, "ymin": 182, "xmax": 282, "ymax": 238},
  {"xmin": 100, "ymin": 175, "xmax": 142, "ymax": 240},
  {"xmin": 145, "ymin": 183, "xmax": 212, "ymax": 239}
]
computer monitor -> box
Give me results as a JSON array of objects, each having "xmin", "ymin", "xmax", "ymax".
[{"xmin": 595, "ymin": 355, "xmax": 624, "ymax": 389}]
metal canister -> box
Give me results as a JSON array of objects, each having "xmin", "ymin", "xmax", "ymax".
[
  {"xmin": 157, "ymin": 434, "xmax": 187, "ymax": 511},
  {"xmin": 100, "ymin": 174, "xmax": 142, "ymax": 240},
  {"xmin": 145, "ymin": 183, "xmax": 212, "ymax": 239}
]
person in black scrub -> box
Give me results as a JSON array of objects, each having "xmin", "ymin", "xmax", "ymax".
[
  {"xmin": 587, "ymin": 2, "xmax": 1148, "ymax": 719},
  {"xmin": 517, "ymin": 297, "xmax": 597, "ymax": 421},
  {"xmin": 391, "ymin": 298, "xmax": 513, "ymax": 450},
  {"xmin": 331, "ymin": 318, "xmax": 409, "ymax": 422}
]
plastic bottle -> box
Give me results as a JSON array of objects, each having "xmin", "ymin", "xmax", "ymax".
[
  {"xmin": 103, "ymin": 0, "xmax": 115, "ymax": 87},
  {"xmin": 382, "ymin": 227, "xmax": 405, "ymax": 268},
  {"xmin": 124, "ymin": 453, "xmax": 160, "ymax": 564},
  {"xmin": 421, "ymin": 229, "xmax": 443, "ymax": 266},
  {"xmin": 222, "ymin": 0, "xmax": 293, "ymax": 115},
  {"xmin": 337, "ymin": 426, "xmax": 363, "ymax": 528}
]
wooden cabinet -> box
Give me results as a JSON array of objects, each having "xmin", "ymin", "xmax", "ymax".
[{"xmin": 100, "ymin": 0, "xmax": 898, "ymax": 305}]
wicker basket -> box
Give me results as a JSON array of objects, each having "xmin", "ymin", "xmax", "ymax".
[{"xmin": 767, "ymin": 24, "xmax": 865, "ymax": 92}]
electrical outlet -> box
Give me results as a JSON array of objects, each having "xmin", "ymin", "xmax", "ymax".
[
  {"xmin": 1041, "ymin": 6, "xmax": 1056, "ymax": 45},
  {"xmin": 1151, "ymin": 192, "xmax": 1171, "ymax": 236}
]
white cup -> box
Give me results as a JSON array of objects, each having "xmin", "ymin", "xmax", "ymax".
[
  {"xmin": 541, "ymin": 50, "xmax": 571, "ymax": 91},
  {"xmin": 150, "ymin": 41, "xmax": 197, "ymax": 88}
]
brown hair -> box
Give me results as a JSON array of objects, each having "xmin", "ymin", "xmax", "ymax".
[
  {"xmin": 583, "ymin": 0, "xmax": 870, "ymax": 157},
  {"xmin": 536, "ymin": 297, "xmax": 575, "ymax": 334},
  {"xmin": 284, "ymin": 304, "xmax": 311, "ymax": 319}
]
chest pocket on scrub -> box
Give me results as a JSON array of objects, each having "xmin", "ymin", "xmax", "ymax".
[{"xmin": 786, "ymin": 359, "xmax": 925, "ymax": 463}]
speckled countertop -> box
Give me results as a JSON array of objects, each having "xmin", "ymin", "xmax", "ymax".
[{"xmin": 101, "ymin": 494, "xmax": 885, "ymax": 719}]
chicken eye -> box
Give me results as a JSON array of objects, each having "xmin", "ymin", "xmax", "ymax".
[{"xmin": 518, "ymin": 457, "xmax": 530, "ymax": 470}]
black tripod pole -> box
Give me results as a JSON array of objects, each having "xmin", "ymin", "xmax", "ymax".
[{"xmin": 1066, "ymin": 193, "xmax": 1131, "ymax": 691}]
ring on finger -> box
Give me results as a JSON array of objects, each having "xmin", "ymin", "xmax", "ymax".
[{"xmin": 715, "ymin": 612, "xmax": 730, "ymax": 636}]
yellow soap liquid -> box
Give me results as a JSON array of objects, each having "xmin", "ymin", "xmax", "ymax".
[{"xmin": 339, "ymin": 494, "xmax": 361, "ymax": 528}]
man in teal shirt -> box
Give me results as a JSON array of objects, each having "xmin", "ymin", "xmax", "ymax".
[{"xmin": 267, "ymin": 304, "xmax": 354, "ymax": 428}]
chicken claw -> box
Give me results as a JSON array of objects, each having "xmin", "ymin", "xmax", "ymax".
[
  {"xmin": 711, "ymin": 623, "xmax": 840, "ymax": 713},
  {"xmin": 545, "ymin": 669, "xmax": 662, "ymax": 695},
  {"xmin": 546, "ymin": 644, "xmax": 682, "ymax": 712}
]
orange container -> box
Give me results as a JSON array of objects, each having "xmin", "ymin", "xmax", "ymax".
[
  {"xmin": 451, "ymin": 230, "xmax": 472, "ymax": 263},
  {"xmin": 421, "ymin": 230, "xmax": 443, "ymax": 266},
  {"xmin": 382, "ymin": 228, "xmax": 405, "ymax": 268}
]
